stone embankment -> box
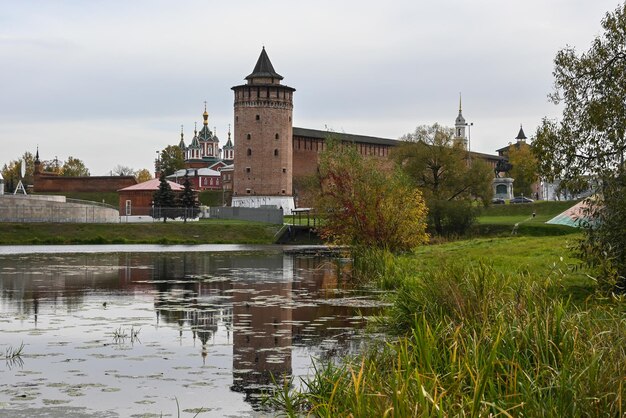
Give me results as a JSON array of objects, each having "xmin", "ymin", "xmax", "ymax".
[{"xmin": 0, "ymin": 195, "xmax": 119, "ymax": 223}]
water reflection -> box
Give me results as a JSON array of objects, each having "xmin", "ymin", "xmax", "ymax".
[{"xmin": 0, "ymin": 250, "xmax": 383, "ymax": 416}]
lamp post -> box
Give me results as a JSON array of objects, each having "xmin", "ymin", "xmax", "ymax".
[
  {"xmin": 155, "ymin": 150, "xmax": 160, "ymax": 178},
  {"xmin": 465, "ymin": 122, "xmax": 474, "ymax": 163}
]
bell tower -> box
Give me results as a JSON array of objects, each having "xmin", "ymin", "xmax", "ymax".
[
  {"xmin": 454, "ymin": 93, "xmax": 468, "ymax": 149},
  {"xmin": 231, "ymin": 47, "xmax": 296, "ymax": 213}
]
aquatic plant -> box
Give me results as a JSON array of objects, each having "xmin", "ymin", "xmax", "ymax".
[
  {"xmin": 4, "ymin": 342, "xmax": 25, "ymax": 369},
  {"xmin": 112, "ymin": 326, "xmax": 141, "ymax": 344},
  {"xmin": 4, "ymin": 342, "xmax": 24, "ymax": 359}
]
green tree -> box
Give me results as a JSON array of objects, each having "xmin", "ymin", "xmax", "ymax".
[
  {"xmin": 316, "ymin": 139, "xmax": 429, "ymax": 252},
  {"xmin": 159, "ymin": 145, "xmax": 185, "ymax": 176},
  {"xmin": 507, "ymin": 143, "xmax": 538, "ymax": 197},
  {"xmin": 61, "ymin": 156, "xmax": 90, "ymax": 177},
  {"xmin": 533, "ymin": 2, "xmax": 626, "ymax": 290},
  {"xmin": 180, "ymin": 173, "xmax": 199, "ymax": 222},
  {"xmin": 152, "ymin": 172, "xmax": 176, "ymax": 223},
  {"xmin": 395, "ymin": 124, "xmax": 493, "ymax": 235},
  {"xmin": 135, "ymin": 168, "xmax": 153, "ymax": 183}
]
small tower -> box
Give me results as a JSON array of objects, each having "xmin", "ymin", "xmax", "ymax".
[
  {"xmin": 197, "ymin": 102, "xmax": 220, "ymax": 159},
  {"xmin": 178, "ymin": 125, "xmax": 186, "ymax": 150},
  {"xmin": 454, "ymin": 93, "xmax": 468, "ymax": 149},
  {"xmin": 223, "ymin": 125, "xmax": 234, "ymax": 162},
  {"xmin": 188, "ymin": 124, "xmax": 201, "ymax": 161},
  {"xmin": 515, "ymin": 124, "xmax": 527, "ymax": 144},
  {"xmin": 34, "ymin": 146, "xmax": 42, "ymax": 175},
  {"xmin": 231, "ymin": 47, "xmax": 296, "ymax": 213}
]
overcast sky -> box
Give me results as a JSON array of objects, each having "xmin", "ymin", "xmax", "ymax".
[{"xmin": 0, "ymin": 0, "xmax": 621, "ymax": 175}]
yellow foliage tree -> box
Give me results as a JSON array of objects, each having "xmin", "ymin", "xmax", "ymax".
[
  {"xmin": 316, "ymin": 139, "xmax": 429, "ymax": 252},
  {"xmin": 507, "ymin": 143, "xmax": 538, "ymax": 197},
  {"xmin": 135, "ymin": 168, "xmax": 153, "ymax": 183}
]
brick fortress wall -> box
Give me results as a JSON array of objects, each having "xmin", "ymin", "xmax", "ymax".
[{"xmin": 34, "ymin": 172, "xmax": 137, "ymax": 193}]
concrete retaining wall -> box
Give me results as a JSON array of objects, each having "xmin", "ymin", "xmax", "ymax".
[
  {"xmin": 0, "ymin": 195, "xmax": 120, "ymax": 223},
  {"xmin": 205, "ymin": 206, "xmax": 283, "ymax": 224}
]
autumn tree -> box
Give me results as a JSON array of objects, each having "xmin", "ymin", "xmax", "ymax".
[
  {"xmin": 135, "ymin": 168, "xmax": 152, "ymax": 183},
  {"xmin": 111, "ymin": 164, "xmax": 135, "ymax": 176},
  {"xmin": 61, "ymin": 156, "xmax": 90, "ymax": 177},
  {"xmin": 159, "ymin": 145, "xmax": 185, "ymax": 176},
  {"xmin": 507, "ymin": 143, "xmax": 538, "ymax": 197},
  {"xmin": 395, "ymin": 124, "xmax": 493, "ymax": 235},
  {"xmin": 316, "ymin": 139, "xmax": 429, "ymax": 252},
  {"xmin": 533, "ymin": 2, "xmax": 626, "ymax": 290}
]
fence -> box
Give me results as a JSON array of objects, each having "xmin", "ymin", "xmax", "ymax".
[{"xmin": 205, "ymin": 206, "xmax": 283, "ymax": 224}]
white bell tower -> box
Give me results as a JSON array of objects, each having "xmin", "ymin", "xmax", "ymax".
[{"xmin": 454, "ymin": 93, "xmax": 468, "ymax": 149}]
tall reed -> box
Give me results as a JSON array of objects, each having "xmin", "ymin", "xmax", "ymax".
[{"xmin": 268, "ymin": 260, "xmax": 626, "ymax": 417}]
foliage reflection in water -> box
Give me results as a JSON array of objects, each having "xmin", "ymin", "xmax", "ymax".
[{"xmin": 0, "ymin": 249, "xmax": 384, "ymax": 417}]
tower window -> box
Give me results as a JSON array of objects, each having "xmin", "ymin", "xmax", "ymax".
[
  {"xmin": 246, "ymin": 167, "xmax": 250, "ymax": 173},
  {"xmin": 274, "ymin": 149, "xmax": 278, "ymax": 156},
  {"xmin": 247, "ymin": 133, "xmax": 251, "ymax": 140},
  {"xmin": 247, "ymin": 148, "xmax": 252, "ymax": 156},
  {"xmin": 282, "ymin": 168, "xmax": 286, "ymax": 173},
  {"xmin": 281, "ymin": 190, "xmax": 286, "ymax": 194},
  {"xmin": 246, "ymin": 189, "xmax": 251, "ymax": 194},
  {"xmin": 275, "ymin": 133, "xmax": 279, "ymax": 139},
  {"xmin": 236, "ymin": 116, "xmax": 239, "ymax": 122},
  {"xmin": 256, "ymin": 115, "xmax": 260, "ymax": 121}
]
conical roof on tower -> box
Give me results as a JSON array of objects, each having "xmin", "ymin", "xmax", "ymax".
[
  {"xmin": 245, "ymin": 47, "xmax": 283, "ymax": 80},
  {"xmin": 516, "ymin": 124, "xmax": 527, "ymax": 140},
  {"xmin": 223, "ymin": 126, "xmax": 233, "ymax": 149},
  {"xmin": 178, "ymin": 126, "xmax": 185, "ymax": 149}
]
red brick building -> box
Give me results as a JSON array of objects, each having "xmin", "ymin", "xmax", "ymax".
[
  {"xmin": 167, "ymin": 166, "xmax": 223, "ymax": 191},
  {"xmin": 117, "ymin": 178, "xmax": 184, "ymax": 216}
]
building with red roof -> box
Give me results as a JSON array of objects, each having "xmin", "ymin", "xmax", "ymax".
[{"xmin": 118, "ymin": 178, "xmax": 184, "ymax": 216}]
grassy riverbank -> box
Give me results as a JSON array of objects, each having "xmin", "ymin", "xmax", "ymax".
[
  {"xmin": 0, "ymin": 220, "xmax": 282, "ymax": 245},
  {"xmin": 269, "ymin": 235, "xmax": 626, "ymax": 416}
]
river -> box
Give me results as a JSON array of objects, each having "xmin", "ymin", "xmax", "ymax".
[{"xmin": 0, "ymin": 245, "xmax": 385, "ymax": 417}]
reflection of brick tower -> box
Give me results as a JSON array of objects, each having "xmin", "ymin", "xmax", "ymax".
[
  {"xmin": 231, "ymin": 254, "xmax": 293, "ymax": 405},
  {"xmin": 231, "ymin": 47, "xmax": 296, "ymax": 214}
]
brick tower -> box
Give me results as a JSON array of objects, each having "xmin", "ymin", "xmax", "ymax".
[{"xmin": 231, "ymin": 47, "xmax": 296, "ymax": 214}]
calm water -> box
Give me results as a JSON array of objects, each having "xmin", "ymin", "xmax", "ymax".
[{"xmin": 0, "ymin": 246, "xmax": 385, "ymax": 417}]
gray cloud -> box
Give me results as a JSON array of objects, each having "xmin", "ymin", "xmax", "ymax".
[{"xmin": 0, "ymin": 0, "xmax": 620, "ymax": 174}]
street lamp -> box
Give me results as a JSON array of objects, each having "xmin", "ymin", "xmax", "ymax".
[
  {"xmin": 465, "ymin": 122, "xmax": 474, "ymax": 162},
  {"xmin": 155, "ymin": 150, "xmax": 161, "ymax": 178}
]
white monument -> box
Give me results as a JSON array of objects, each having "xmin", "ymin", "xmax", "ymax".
[{"xmin": 13, "ymin": 159, "xmax": 27, "ymax": 195}]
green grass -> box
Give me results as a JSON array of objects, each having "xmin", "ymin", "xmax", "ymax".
[
  {"xmin": 0, "ymin": 219, "xmax": 281, "ymax": 245},
  {"xmin": 198, "ymin": 190, "xmax": 224, "ymax": 206},
  {"xmin": 412, "ymin": 235, "xmax": 582, "ymax": 276},
  {"xmin": 266, "ymin": 236, "xmax": 626, "ymax": 417},
  {"xmin": 475, "ymin": 200, "xmax": 582, "ymax": 237},
  {"xmin": 481, "ymin": 200, "xmax": 578, "ymax": 217},
  {"xmin": 33, "ymin": 191, "xmax": 119, "ymax": 207}
]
